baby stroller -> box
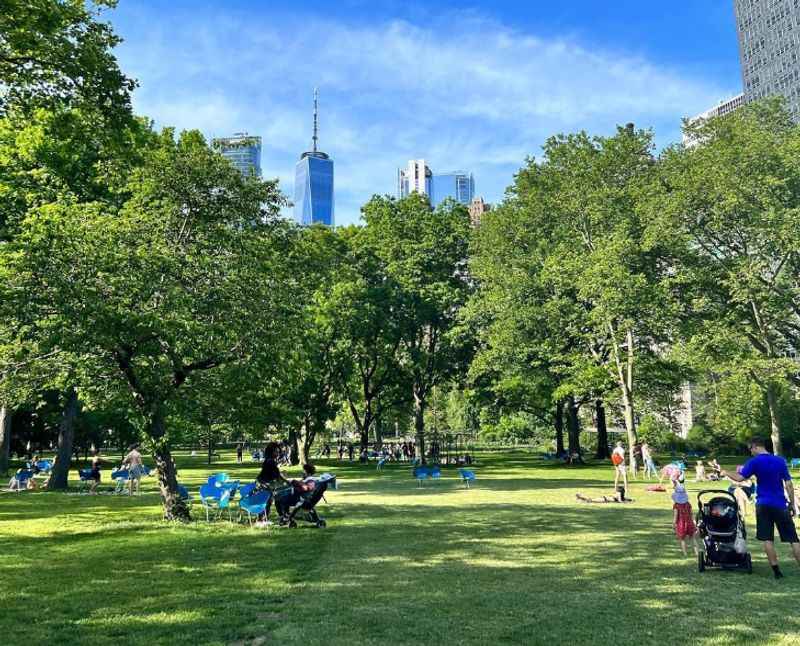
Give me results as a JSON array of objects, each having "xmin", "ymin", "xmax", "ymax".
[
  {"xmin": 696, "ymin": 490, "xmax": 752, "ymax": 574},
  {"xmin": 275, "ymin": 475, "xmax": 336, "ymax": 528}
]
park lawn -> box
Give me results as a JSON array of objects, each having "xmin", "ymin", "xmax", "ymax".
[{"xmin": 2, "ymin": 451, "xmax": 800, "ymax": 646}]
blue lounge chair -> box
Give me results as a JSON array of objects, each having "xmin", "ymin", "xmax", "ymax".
[
  {"xmin": 458, "ymin": 469, "xmax": 476, "ymax": 488},
  {"xmin": 78, "ymin": 468, "xmax": 96, "ymax": 492}
]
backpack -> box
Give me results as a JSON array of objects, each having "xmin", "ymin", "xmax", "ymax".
[{"xmin": 611, "ymin": 452, "xmax": 624, "ymax": 466}]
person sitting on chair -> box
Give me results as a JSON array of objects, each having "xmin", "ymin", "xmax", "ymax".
[{"xmin": 255, "ymin": 442, "xmax": 289, "ymax": 526}]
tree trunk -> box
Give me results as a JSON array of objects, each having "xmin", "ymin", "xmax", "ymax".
[
  {"xmin": 288, "ymin": 428, "xmax": 300, "ymax": 465},
  {"xmin": 0, "ymin": 405, "xmax": 11, "ymax": 476},
  {"xmin": 207, "ymin": 426, "xmax": 214, "ymax": 465},
  {"xmin": 147, "ymin": 408, "xmax": 190, "ymax": 521},
  {"xmin": 414, "ymin": 392, "xmax": 426, "ymax": 463},
  {"xmin": 566, "ymin": 395, "xmax": 581, "ymax": 458},
  {"xmin": 620, "ymin": 386, "xmax": 638, "ymax": 473},
  {"xmin": 595, "ymin": 399, "xmax": 610, "ymax": 459},
  {"xmin": 554, "ymin": 400, "xmax": 565, "ymax": 455},
  {"xmin": 47, "ymin": 387, "xmax": 78, "ymax": 490},
  {"xmin": 765, "ymin": 382, "xmax": 784, "ymax": 456},
  {"xmin": 374, "ymin": 418, "xmax": 383, "ymax": 451}
]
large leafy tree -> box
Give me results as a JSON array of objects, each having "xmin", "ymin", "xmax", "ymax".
[
  {"xmin": 0, "ymin": 0, "xmax": 135, "ymax": 120},
  {"xmin": 361, "ymin": 194, "xmax": 472, "ymax": 461},
  {"xmin": 651, "ymin": 99, "xmax": 800, "ymax": 454},
  {"xmin": 1, "ymin": 129, "xmax": 291, "ymax": 519}
]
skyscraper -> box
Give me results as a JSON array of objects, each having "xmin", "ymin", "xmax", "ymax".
[
  {"xmin": 431, "ymin": 171, "xmax": 475, "ymax": 207},
  {"xmin": 397, "ymin": 160, "xmax": 432, "ymax": 199},
  {"xmin": 294, "ymin": 89, "xmax": 334, "ymax": 226},
  {"xmin": 212, "ymin": 133, "xmax": 262, "ymax": 177},
  {"xmin": 397, "ymin": 160, "xmax": 474, "ymax": 207},
  {"xmin": 735, "ymin": 0, "xmax": 800, "ymax": 118}
]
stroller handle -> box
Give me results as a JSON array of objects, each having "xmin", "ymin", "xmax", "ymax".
[{"xmin": 696, "ymin": 489, "xmax": 737, "ymax": 506}]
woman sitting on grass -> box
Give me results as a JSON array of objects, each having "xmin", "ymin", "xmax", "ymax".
[{"xmin": 575, "ymin": 487, "xmax": 634, "ymax": 504}]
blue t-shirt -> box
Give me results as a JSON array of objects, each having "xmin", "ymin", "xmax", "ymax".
[{"xmin": 740, "ymin": 453, "xmax": 791, "ymax": 509}]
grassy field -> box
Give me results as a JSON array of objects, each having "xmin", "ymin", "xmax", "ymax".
[{"xmin": 2, "ymin": 450, "xmax": 800, "ymax": 646}]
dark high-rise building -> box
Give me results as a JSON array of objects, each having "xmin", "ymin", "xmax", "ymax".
[
  {"xmin": 735, "ymin": 0, "xmax": 800, "ymax": 118},
  {"xmin": 212, "ymin": 133, "xmax": 262, "ymax": 177},
  {"xmin": 294, "ymin": 89, "xmax": 334, "ymax": 226}
]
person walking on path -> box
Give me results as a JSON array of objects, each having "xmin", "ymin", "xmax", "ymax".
[
  {"xmin": 612, "ymin": 441, "xmax": 628, "ymax": 492},
  {"xmin": 723, "ymin": 437, "xmax": 800, "ymax": 579}
]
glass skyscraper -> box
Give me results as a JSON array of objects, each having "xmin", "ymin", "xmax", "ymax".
[
  {"xmin": 397, "ymin": 160, "xmax": 475, "ymax": 207},
  {"xmin": 431, "ymin": 171, "xmax": 475, "ymax": 207},
  {"xmin": 211, "ymin": 133, "xmax": 262, "ymax": 177},
  {"xmin": 735, "ymin": 0, "xmax": 800, "ymax": 118},
  {"xmin": 294, "ymin": 89, "xmax": 334, "ymax": 226}
]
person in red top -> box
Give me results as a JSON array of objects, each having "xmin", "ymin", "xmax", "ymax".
[{"xmin": 672, "ymin": 482, "xmax": 698, "ymax": 557}]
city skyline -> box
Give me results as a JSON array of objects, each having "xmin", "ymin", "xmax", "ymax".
[{"xmin": 107, "ymin": 1, "xmax": 742, "ymax": 226}]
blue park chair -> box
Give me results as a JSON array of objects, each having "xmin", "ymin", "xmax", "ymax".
[
  {"xmin": 9, "ymin": 469, "xmax": 34, "ymax": 491},
  {"xmin": 78, "ymin": 468, "xmax": 96, "ymax": 492},
  {"xmin": 413, "ymin": 466, "xmax": 430, "ymax": 487},
  {"xmin": 111, "ymin": 468, "xmax": 130, "ymax": 494},
  {"xmin": 458, "ymin": 469, "xmax": 476, "ymax": 488},
  {"xmin": 239, "ymin": 490, "xmax": 271, "ymax": 527},
  {"xmin": 199, "ymin": 483, "xmax": 232, "ymax": 522},
  {"xmin": 790, "ymin": 458, "xmax": 800, "ymax": 470}
]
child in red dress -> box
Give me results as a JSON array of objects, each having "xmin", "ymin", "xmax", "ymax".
[{"xmin": 672, "ymin": 483, "xmax": 698, "ymax": 556}]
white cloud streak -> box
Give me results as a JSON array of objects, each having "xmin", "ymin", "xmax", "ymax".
[{"xmin": 112, "ymin": 8, "xmax": 736, "ymax": 224}]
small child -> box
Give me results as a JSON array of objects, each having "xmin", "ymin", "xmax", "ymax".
[{"xmin": 672, "ymin": 483, "xmax": 698, "ymax": 557}]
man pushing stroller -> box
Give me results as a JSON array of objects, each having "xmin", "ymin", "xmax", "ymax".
[{"xmin": 723, "ymin": 437, "xmax": 800, "ymax": 579}]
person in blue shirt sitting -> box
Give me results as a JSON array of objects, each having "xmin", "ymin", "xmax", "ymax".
[{"xmin": 724, "ymin": 437, "xmax": 800, "ymax": 579}]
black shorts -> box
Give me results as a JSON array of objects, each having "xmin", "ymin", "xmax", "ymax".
[{"xmin": 756, "ymin": 505, "xmax": 799, "ymax": 543}]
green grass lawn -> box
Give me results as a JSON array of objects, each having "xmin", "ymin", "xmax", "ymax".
[{"xmin": 2, "ymin": 451, "xmax": 800, "ymax": 646}]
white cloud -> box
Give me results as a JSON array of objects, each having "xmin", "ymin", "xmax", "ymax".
[{"xmin": 112, "ymin": 8, "xmax": 736, "ymax": 225}]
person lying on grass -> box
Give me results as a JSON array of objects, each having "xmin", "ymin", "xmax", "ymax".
[{"xmin": 575, "ymin": 487, "xmax": 634, "ymax": 504}]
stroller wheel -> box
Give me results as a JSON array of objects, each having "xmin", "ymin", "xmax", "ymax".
[
  {"xmin": 288, "ymin": 519, "xmax": 297, "ymax": 528},
  {"xmin": 317, "ymin": 519, "xmax": 327, "ymax": 528},
  {"xmin": 745, "ymin": 554, "xmax": 753, "ymax": 574},
  {"xmin": 697, "ymin": 552, "xmax": 705, "ymax": 573}
]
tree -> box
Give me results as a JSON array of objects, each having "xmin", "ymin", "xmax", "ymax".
[
  {"xmin": 652, "ymin": 99, "xmax": 800, "ymax": 454},
  {"xmin": 0, "ymin": 128, "xmax": 291, "ymax": 519},
  {"xmin": 361, "ymin": 194, "xmax": 472, "ymax": 462},
  {"xmin": 0, "ymin": 0, "xmax": 135, "ymax": 120}
]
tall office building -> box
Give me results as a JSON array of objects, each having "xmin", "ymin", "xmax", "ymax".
[
  {"xmin": 294, "ymin": 89, "xmax": 334, "ymax": 226},
  {"xmin": 397, "ymin": 160, "xmax": 432, "ymax": 199},
  {"xmin": 431, "ymin": 171, "xmax": 474, "ymax": 207},
  {"xmin": 735, "ymin": 0, "xmax": 800, "ymax": 118},
  {"xmin": 397, "ymin": 160, "xmax": 474, "ymax": 207},
  {"xmin": 212, "ymin": 133, "xmax": 262, "ymax": 177}
]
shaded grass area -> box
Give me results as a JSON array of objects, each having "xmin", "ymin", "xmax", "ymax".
[{"xmin": 2, "ymin": 450, "xmax": 800, "ymax": 645}]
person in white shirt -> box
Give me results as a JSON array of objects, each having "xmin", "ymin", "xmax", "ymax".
[{"xmin": 612, "ymin": 441, "xmax": 628, "ymax": 492}]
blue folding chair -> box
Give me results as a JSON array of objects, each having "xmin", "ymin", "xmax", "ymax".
[
  {"xmin": 790, "ymin": 458, "xmax": 800, "ymax": 470},
  {"xmin": 377, "ymin": 457, "xmax": 388, "ymax": 471},
  {"xmin": 239, "ymin": 490, "xmax": 271, "ymax": 527},
  {"xmin": 430, "ymin": 466, "xmax": 441, "ymax": 480},
  {"xmin": 239, "ymin": 482, "xmax": 257, "ymax": 499},
  {"xmin": 78, "ymin": 468, "xmax": 96, "ymax": 492},
  {"xmin": 458, "ymin": 468, "xmax": 476, "ymax": 488},
  {"xmin": 35, "ymin": 460, "xmax": 53, "ymax": 473},
  {"xmin": 177, "ymin": 484, "xmax": 191, "ymax": 502},
  {"xmin": 199, "ymin": 483, "xmax": 231, "ymax": 521}
]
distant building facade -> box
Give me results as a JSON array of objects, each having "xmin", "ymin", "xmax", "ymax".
[
  {"xmin": 212, "ymin": 133, "xmax": 262, "ymax": 177},
  {"xmin": 734, "ymin": 0, "xmax": 800, "ymax": 119},
  {"xmin": 397, "ymin": 160, "xmax": 474, "ymax": 207},
  {"xmin": 294, "ymin": 89, "xmax": 334, "ymax": 226},
  {"xmin": 468, "ymin": 196, "xmax": 490, "ymax": 227}
]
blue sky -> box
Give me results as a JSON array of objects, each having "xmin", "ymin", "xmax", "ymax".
[{"xmin": 107, "ymin": 1, "xmax": 742, "ymax": 225}]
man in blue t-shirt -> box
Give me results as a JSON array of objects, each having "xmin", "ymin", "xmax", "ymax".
[{"xmin": 724, "ymin": 437, "xmax": 800, "ymax": 579}]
